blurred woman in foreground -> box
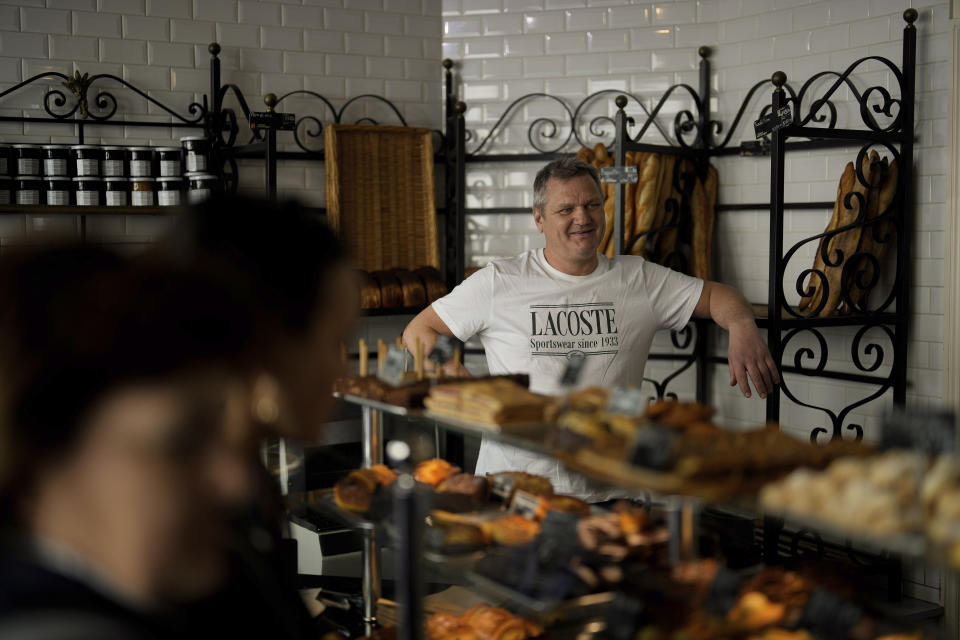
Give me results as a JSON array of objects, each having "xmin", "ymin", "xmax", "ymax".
[{"xmin": 0, "ymin": 245, "xmax": 258, "ymax": 638}]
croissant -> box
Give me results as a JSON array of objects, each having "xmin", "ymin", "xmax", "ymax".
[{"xmin": 413, "ymin": 458, "xmax": 460, "ymax": 486}]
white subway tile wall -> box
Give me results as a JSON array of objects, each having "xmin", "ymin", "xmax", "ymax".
[
  {"xmin": 0, "ymin": 0, "xmax": 443, "ymax": 241},
  {"xmin": 444, "ymin": 0, "xmax": 951, "ymax": 536}
]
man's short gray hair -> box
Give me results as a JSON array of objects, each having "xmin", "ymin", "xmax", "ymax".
[{"xmin": 532, "ymin": 157, "xmax": 603, "ymax": 211}]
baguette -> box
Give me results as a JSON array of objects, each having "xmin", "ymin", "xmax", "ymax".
[
  {"xmin": 358, "ymin": 270, "xmax": 382, "ymax": 309},
  {"xmin": 392, "ymin": 268, "xmax": 427, "ymax": 308},
  {"xmin": 630, "ymin": 152, "xmax": 661, "ymax": 256},
  {"xmin": 703, "ymin": 164, "xmax": 718, "ymax": 280},
  {"xmin": 690, "ymin": 173, "xmax": 710, "ymax": 280},
  {"xmin": 646, "ymin": 154, "xmax": 678, "ymax": 262},
  {"xmin": 800, "ymin": 162, "xmax": 856, "ymax": 312},
  {"xmin": 817, "ymin": 152, "xmax": 875, "ymax": 317}
]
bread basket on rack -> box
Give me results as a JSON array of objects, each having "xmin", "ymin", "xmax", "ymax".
[{"xmin": 325, "ymin": 124, "xmax": 439, "ymax": 271}]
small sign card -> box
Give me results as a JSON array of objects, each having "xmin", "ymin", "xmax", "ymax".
[
  {"xmin": 600, "ymin": 165, "xmax": 639, "ymax": 184},
  {"xmin": 377, "ymin": 346, "xmax": 409, "ymax": 386},
  {"xmin": 250, "ymin": 111, "xmax": 297, "ymax": 131},
  {"xmin": 753, "ymin": 105, "xmax": 792, "ymax": 138}
]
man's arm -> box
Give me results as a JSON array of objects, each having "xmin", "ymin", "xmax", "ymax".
[
  {"xmin": 692, "ymin": 281, "xmax": 780, "ymax": 399},
  {"xmin": 402, "ymin": 306, "xmax": 471, "ymax": 376}
]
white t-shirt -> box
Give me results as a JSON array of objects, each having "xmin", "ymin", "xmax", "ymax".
[{"xmin": 432, "ymin": 249, "xmax": 704, "ymax": 500}]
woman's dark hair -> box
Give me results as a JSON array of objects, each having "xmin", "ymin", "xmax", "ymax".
[
  {"xmin": 160, "ymin": 194, "xmax": 348, "ymax": 338},
  {"xmin": 0, "ymin": 243, "xmax": 258, "ymax": 521}
]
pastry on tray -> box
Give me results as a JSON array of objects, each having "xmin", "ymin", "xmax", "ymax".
[
  {"xmin": 488, "ymin": 471, "xmax": 554, "ymax": 501},
  {"xmin": 424, "ymin": 378, "xmax": 549, "ymax": 425},
  {"xmin": 334, "ymin": 466, "xmax": 396, "ymax": 513},
  {"xmin": 484, "ymin": 514, "xmax": 541, "ymax": 547},
  {"xmin": 414, "ymin": 458, "xmax": 461, "ymax": 487},
  {"xmin": 437, "ymin": 472, "xmax": 489, "ymax": 502}
]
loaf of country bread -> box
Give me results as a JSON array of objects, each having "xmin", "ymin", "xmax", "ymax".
[
  {"xmin": 392, "ymin": 268, "xmax": 427, "ymax": 308},
  {"xmin": 358, "ymin": 270, "xmax": 381, "ymax": 309},
  {"xmin": 371, "ymin": 270, "xmax": 404, "ymax": 308},
  {"xmin": 414, "ymin": 266, "xmax": 448, "ymax": 303}
]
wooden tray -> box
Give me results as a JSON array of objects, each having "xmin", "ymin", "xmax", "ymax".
[{"xmin": 325, "ymin": 124, "xmax": 439, "ymax": 271}]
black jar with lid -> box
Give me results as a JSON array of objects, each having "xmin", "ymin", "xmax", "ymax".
[
  {"xmin": 13, "ymin": 145, "xmax": 41, "ymax": 176},
  {"xmin": 102, "ymin": 146, "xmax": 127, "ymax": 177},
  {"xmin": 128, "ymin": 147, "xmax": 154, "ymax": 178},
  {"xmin": 15, "ymin": 176, "xmax": 41, "ymax": 205},
  {"xmin": 73, "ymin": 177, "xmax": 102, "ymax": 206},
  {"xmin": 104, "ymin": 177, "xmax": 128, "ymax": 206},
  {"xmin": 0, "ymin": 176, "xmax": 11, "ymax": 205},
  {"xmin": 71, "ymin": 145, "xmax": 103, "ymax": 177},
  {"xmin": 0, "ymin": 145, "xmax": 11, "ymax": 176},
  {"xmin": 42, "ymin": 145, "xmax": 69, "ymax": 177},
  {"xmin": 43, "ymin": 176, "xmax": 73, "ymax": 206}
]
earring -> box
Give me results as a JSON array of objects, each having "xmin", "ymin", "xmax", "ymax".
[{"xmin": 252, "ymin": 374, "xmax": 281, "ymax": 425}]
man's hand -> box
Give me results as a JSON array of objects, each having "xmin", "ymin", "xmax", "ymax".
[
  {"xmin": 693, "ymin": 281, "xmax": 780, "ymax": 399},
  {"xmin": 402, "ymin": 306, "xmax": 473, "ymax": 378},
  {"xmin": 727, "ymin": 319, "xmax": 779, "ymax": 399}
]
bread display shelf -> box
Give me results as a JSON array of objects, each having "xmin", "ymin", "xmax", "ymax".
[
  {"xmin": 334, "ymin": 392, "xmax": 424, "ymax": 418},
  {"xmin": 291, "ymin": 488, "xmax": 378, "ymax": 532},
  {"xmin": 0, "ymin": 204, "xmax": 175, "ymax": 216}
]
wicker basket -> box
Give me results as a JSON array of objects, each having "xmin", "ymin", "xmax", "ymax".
[{"xmin": 325, "ymin": 124, "xmax": 439, "ymax": 271}]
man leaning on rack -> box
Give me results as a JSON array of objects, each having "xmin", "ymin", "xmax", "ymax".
[{"xmin": 402, "ymin": 157, "xmax": 777, "ymax": 502}]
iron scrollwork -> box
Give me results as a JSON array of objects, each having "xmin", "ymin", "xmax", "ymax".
[
  {"xmin": 642, "ymin": 323, "xmax": 699, "ymax": 400},
  {"xmin": 779, "ymin": 324, "xmax": 895, "ymax": 443},
  {"xmin": 0, "ymin": 70, "xmax": 207, "ymax": 124}
]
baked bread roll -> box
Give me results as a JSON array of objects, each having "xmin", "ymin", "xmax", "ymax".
[
  {"xmin": 427, "ymin": 613, "xmax": 477, "ymax": 640},
  {"xmin": 484, "ymin": 515, "xmax": 540, "ymax": 547},
  {"xmin": 488, "ymin": 471, "xmax": 553, "ymax": 499},
  {"xmin": 371, "ymin": 270, "xmax": 404, "ymax": 308},
  {"xmin": 391, "ymin": 268, "xmax": 427, "ymax": 308},
  {"xmin": 333, "ymin": 468, "xmax": 379, "ymax": 512},
  {"xmin": 358, "ymin": 270, "xmax": 381, "ymax": 309},
  {"xmin": 544, "ymin": 494, "xmax": 591, "ymax": 518},
  {"xmin": 415, "ymin": 266, "xmax": 448, "ymax": 302},
  {"xmin": 437, "ymin": 472, "xmax": 488, "ymax": 502},
  {"xmin": 414, "ymin": 458, "xmax": 460, "ymax": 486}
]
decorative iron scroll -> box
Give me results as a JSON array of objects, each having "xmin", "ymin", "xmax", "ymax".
[
  {"xmin": 778, "ymin": 323, "xmax": 895, "ymax": 443},
  {"xmin": 713, "ymin": 54, "xmax": 905, "ymax": 149},
  {"xmin": 783, "ymin": 141, "xmax": 901, "ymax": 319},
  {"xmin": 463, "ymin": 84, "xmax": 703, "ymax": 156},
  {"xmin": 0, "ymin": 70, "xmax": 206, "ymax": 124},
  {"xmin": 642, "ymin": 323, "xmax": 699, "ymax": 400}
]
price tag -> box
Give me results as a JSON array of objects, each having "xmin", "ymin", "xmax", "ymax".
[
  {"xmin": 428, "ymin": 335, "xmax": 458, "ymax": 367},
  {"xmin": 628, "ymin": 427, "xmax": 677, "ymax": 471},
  {"xmin": 739, "ymin": 139, "xmax": 770, "ymax": 156},
  {"xmin": 753, "ymin": 105, "xmax": 792, "ymax": 139},
  {"xmin": 377, "ymin": 346, "xmax": 408, "ymax": 386},
  {"xmin": 600, "ymin": 165, "xmax": 638, "ymax": 184},
  {"xmin": 250, "ymin": 111, "xmax": 297, "ymax": 131},
  {"xmin": 509, "ymin": 490, "xmax": 542, "ymax": 520},
  {"xmin": 490, "ymin": 474, "xmax": 516, "ymax": 501},
  {"xmin": 559, "ymin": 351, "xmax": 586, "ymax": 388},
  {"xmin": 881, "ymin": 407, "xmax": 956, "ymax": 454},
  {"xmin": 606, "ymin": 387, "xmax": 649, "ymax": 416}
]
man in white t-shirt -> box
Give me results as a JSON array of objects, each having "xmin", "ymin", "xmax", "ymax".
[{"xmin": 402, "ymin": 157, "xmax": 778, "ymax": 500}]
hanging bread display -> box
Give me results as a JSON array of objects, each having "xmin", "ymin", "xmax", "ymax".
[
  {"xmin": 799, "ymin": 150, "xmax": 899, "ymax": 317},
  {"xmin": 577, "ymin": 145, "xmax": 716, "ymax": 276}
]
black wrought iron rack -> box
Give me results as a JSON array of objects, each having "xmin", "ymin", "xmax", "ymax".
[{"xmin": 481, "ymin": 8, "xmax": 918, "ymax": 442}]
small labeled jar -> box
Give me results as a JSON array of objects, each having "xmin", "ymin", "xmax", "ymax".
[
  {"xmin": 180, "ymin": 136, "xmax": 209, "ymax": 173},
  {"xmin": 0, "ymin": 145, "xmax": 11, "ymax": 176},
  {"xmin": 15, "ymin": 176, "xmax": 41, "ymax": 205},
  {"xmin": 156, "ymin": 176, "xmax": 183, "ymax": 206},
  {"xmin": 104, "ymin": 177, "xmax": 129, "ymax": 207},
  {"xmin": 156, "ymin": 147, "xmax": 182, "ymax": 177},
  {"xmin": 0, "ymin": 176, "xmax": 11, "ymax": 205},
  {"xmin": 131, "ymin": 177, "xmax": 156, "ymax": 207},
  {"xmin": 71, "ymin": 145, "xmax": 103, "ymax": 177},
  {"xmin": 186, "ymin": 173, "xmax": 217, "ymax": 204},
  {"xmin": 43, "ymin": 176, "xmax": 73, "ymax": 206},
  {"xmin": 128, "ymin": 147, "xmax": 154, "ymax": 178},
  {"xmin": 42, "ymin": 145, "xmax": 69, "ymax": 176},
  {"xmin": 73, "ymin": 176, "xmax": 102, "ymax": 206},
  {"xmin": 102, "ymin": 146, "xmax": 127, "ymax": 177},
  {"xmin": 13, "ymin": 144, "xmax": 41, "ymax": 176}
]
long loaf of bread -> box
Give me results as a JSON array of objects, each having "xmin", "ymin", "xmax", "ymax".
[
  {"xmin": 703, "ymin": 164, "xmax": 718, "ymax": 280},
  {"xmin": 817, "ymin": 153, "xmax": 875, "ymax": 317},
  {"xmin": 800, "ymin": 162, "xmax": 855, "ymax": 312},
  {"xmin": 691, "ymin": 173, "xmax": 709, "ymax": 280},
  {"xmin": 630, "ymin": 152, "xmax": 661, "ymax": 256}
]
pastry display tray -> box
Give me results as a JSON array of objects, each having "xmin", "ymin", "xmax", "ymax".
[{"xmin": 334, "ymin": 392, "xmax": 425, "ymax": 418}]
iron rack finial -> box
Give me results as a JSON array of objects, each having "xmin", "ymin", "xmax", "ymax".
[
  {"xmin": 264, "ymin": 93, "xmax": 277, "ymax": 112},
  {"xmin": 771, "ymin": 70, "xmax": 787, "ymax": 90},
  {"xmin": 903, "ymin": 8, "xmax": 918, "ymax": 25},
  {"xmin": 442, "ymin": 59, "xmax": 453, "ymax": 69},
  {"xmin": 454, "ymin": 101, "xmax": 466, "ymax": 115},
  {"xmin": 615, "ymin": 95, "xmax": 628, "ymax": 110},
  {"xmin": 698, "ymin": 46, "xmax": 711, "ymax": 58},
  {"xmin": 208, "ymin": 42, "xmax": 220, "ymax": 56}
]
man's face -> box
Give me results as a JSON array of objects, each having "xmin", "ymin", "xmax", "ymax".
[{"xmin": 533, "ymin": 174, "xmax": 605, "ymax": 264}]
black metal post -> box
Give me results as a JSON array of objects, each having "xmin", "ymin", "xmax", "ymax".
[
  {"xmin": 613, "ymin": 95, "xmax": 628, "ymax": 255},
  {"xmin": 893, "ymin": 9, "xmax": 917, "ymax": 405},
  {"xmin": 695, "ymin": 46, "xmax": 712, "ymax": 404},
  {"xmin": 264, "ymin": 93, "xmax": 278, "ymax": 202},
  {"xmin": 393, "ymin": 472, "xmax": 424, "ymax": 640},
  {"xmin": 765, "ymin": 71, "xmax": 788, "ymax": 424},
  {"xmin": 453, "ymin": 101, "xmax": 466, "ymax": 286},
  {"xmin": 209, "ymin": 42, "xmax": 221, "ymax": 138}
]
